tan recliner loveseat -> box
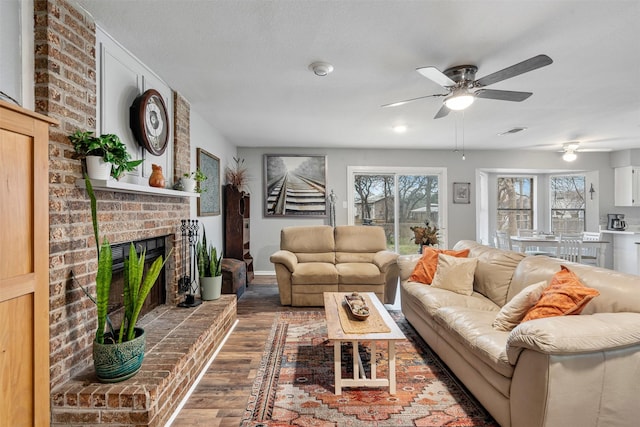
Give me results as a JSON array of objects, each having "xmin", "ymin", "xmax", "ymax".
[{"xmin": 270, "ymin": 225, "xmax": 399, "ymax": 306}]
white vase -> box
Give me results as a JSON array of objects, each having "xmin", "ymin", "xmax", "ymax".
[
  {"xmin": 200, "ymin": 276, "xmax": 222, "ymax": 300},
  {"xmin": 181, "ymin": 177, "xmax": 197, "ymax": 192},
  {"xmin": 86, "ymin": 155, "xmax": 112, "ymax": 180}
]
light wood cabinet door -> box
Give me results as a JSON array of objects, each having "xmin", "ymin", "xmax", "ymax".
[{"xmin": 0, "ymin": 100, "xmax": 57, "ymax": 427}]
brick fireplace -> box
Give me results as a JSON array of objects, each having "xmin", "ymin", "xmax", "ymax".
[{"xmin": 33, "ymin": 2, "xmax": 238, "ymax": 425}]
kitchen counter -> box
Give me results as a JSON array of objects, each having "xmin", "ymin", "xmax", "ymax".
[{"xmin": 600, "ymin": 228, "xmax": 640, "ymax": 275}]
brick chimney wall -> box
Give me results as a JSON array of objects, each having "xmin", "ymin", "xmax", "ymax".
[{"xmin": 34, "ymin": 0, "xmax": 192, "ymax": 389}]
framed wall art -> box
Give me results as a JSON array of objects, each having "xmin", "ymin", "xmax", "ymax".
[
  {"xmin": 453, "ymin": 182, "xmax": 471, "ymax": 204},
  {"xmin": 197, "ymin": 148, "xmax": 220, "ymax": 216},
  {"xmin": 263, "ymin": 154, "xmax": 328, "ymax": 217}
]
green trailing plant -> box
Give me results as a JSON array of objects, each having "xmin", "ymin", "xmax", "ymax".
[
  {"xmin": 70, "ymin": 130, "xmax": 143, "ymax": 179},
  {"xmin": 85, "ymin": 175, "xmax": 169, "ymax": 344},
  {"xmin": 196, "ymin": 227, "xmax": 222, "ymax": 278},
  {"xmin": 183, "ymin": 169, "xmax": 207, "ymax": 193}
]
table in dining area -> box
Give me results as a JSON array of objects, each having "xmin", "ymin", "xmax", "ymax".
[
  {"xmin": 323, "ymin": 292, "xmax": 405, "ymax": 395},
  {"xmin": 509, "ymin": 235, "xmax": 610, "ymax": 268}
]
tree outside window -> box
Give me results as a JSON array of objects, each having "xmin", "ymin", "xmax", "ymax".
[
  {"xmin": 497, "ymin": 177, "xmax": 533, "ymax": 235},
  {"xmin": 550, "ymin": 175, "xmax": 585, "ymax": 234}
]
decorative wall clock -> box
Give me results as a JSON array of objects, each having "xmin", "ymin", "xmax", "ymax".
[{"xmin": 130, "ymin": 89, "xmax": 169, "ymax": 155}]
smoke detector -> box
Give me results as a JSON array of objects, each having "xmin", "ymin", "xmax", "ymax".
[{"xmin": 309, "ymin": 62, "xmax": 334, "ymax": 77}]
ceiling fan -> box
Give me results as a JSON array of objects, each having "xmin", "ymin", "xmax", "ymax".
[{"xmin": 382, "ymin": 54, "xmax": 553, "ymax": 119}]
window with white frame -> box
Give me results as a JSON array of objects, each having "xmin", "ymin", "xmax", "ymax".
[
  {"xmin": 550, "ymin": 175, "xmax": 585, "ymax": 234},
  {"xmin": 497, "ymin": 177, "xmax": 533, "ymax": 235}
]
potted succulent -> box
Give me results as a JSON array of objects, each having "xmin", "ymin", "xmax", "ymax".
[
  {"xmin": 69, "ymin": 130, "xmax": 143, "ymax": 180},
  {"xmin": 84, "ymin": 175, "xmax": 169, "ymax": 382},
  {"xmin": 196, "ymin": 226, "xmax": 222, "ymax": 300},
  {"xmin": 181, "ymin": 169, "xmax": 207, "ymax": 193}
]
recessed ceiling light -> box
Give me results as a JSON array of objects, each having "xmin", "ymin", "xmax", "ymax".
[{"xmin": 392, "ymin": 125, "xmax": 407, "ymax": 133}]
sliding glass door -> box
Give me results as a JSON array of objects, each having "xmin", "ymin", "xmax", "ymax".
[{"xmin": 348, "ymin": 167, "xmax": 447, "ymax": 255}]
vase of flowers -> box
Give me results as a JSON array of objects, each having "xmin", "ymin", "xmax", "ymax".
[{"xmin": 410, "ymin": 219, "xmax": 440, "ymax": 253}]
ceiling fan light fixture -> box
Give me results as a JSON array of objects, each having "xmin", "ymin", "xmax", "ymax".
[
  {"xmin": 562, "ymin": 150, "xmax": 577, "ymax": 162},
  {"xmin": 444, "ymin": 90, "xmax": 475, "ymax": 111}
]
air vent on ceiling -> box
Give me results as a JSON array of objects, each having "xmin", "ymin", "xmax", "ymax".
[{"xmin": 498, "ymin": 127, "xmax": 527, "ymax": 136}]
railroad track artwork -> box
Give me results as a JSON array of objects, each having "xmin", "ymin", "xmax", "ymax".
[{"xmin": 265, "ymin": 155, "xmax": 327, "ymax": 216}]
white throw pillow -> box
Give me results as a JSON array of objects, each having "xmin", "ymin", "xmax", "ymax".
[
  {"xmin": 492, "ymin": 280, "xmax": 548, "ymax": 331},
  {"xmin": 430, "ymin": 253, "xmax": 478, "ymax": 296}
]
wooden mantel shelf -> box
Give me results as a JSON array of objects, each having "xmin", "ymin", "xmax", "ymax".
[{"xmin": 78, "ymin": 178, "xmax": 200, "ymax": 198}]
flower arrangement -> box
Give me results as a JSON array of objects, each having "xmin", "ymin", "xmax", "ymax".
[
  {"xmin": 410, "ymin": 219, "xmax": 440, "ymax": 246},
  {"xmin": 225, "ymin": 156, "xmax": 248, "ymax": 191}
]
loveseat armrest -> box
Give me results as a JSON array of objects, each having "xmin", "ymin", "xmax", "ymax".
[
  {"xmin": 270, "ymin": 250, "xmax": 298, "ymax": 272},
  {"xmin": 373, "ymin": 250, "xmax": 399, "ymax": 271},
  {"xmin": 506, "ymin": 312, "xmax": 640, "ymax": 364}
]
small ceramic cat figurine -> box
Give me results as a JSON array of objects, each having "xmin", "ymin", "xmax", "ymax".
[{"xmin": 149, "ymin": 164, "xmax": 165, "ymax": 188}]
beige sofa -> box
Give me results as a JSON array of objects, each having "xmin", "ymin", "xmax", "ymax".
[
  {"xmin": 270, "ymin": 225, "xmax": 399, "ymax": 306},
  {"xmin": 400, "ymin": 240, "xmax": 640, "ymax": 427}
]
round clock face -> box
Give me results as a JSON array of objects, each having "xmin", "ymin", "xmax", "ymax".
[{"xmin": 130, "ymin": 89, "xmax": 169, "ymax": 156}]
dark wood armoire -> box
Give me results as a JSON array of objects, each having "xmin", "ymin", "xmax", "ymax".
[{"xmin": 223, "ymin": 185, "xmax": 254, "ymax": 282}]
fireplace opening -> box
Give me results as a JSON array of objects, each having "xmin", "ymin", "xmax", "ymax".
[{"xmin": 109, "ymin": 236, "xmax": 167, "ymax": 325}]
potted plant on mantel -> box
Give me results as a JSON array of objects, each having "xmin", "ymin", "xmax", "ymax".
[
  {"xmin": 69, "ymin": 130, "xmax": 143, "ymax": 180},
  {"xmin": 197, "ymin": 226, "xmax": 223, "ymax": 300},
  {"xmin": 181, "ymin": 168, "xmax": 207, "ymax": 193},
  {"xmin": 84, "ymin": 175, "xmax": 169, "ymax": 382}
]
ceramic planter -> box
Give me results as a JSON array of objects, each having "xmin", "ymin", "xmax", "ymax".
[
  {"xmin": 85, "ymin": 155, "xmax": 112, "ymax": 180},
  {"xmin": 181, "ymin": 177, "xmax": 197, "ymax": 192},
  {"xmin": 200, "ymin": 275, "xmax": 222, "ymax": 300},
  {"xmin": 93, "ymin": 327, "xmax": 146, "ymax": 383}
]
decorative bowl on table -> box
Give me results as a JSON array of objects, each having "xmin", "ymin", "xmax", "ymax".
[{"xmin": 344, "ymin": 292, "xmax": 370, "ymax": 321}]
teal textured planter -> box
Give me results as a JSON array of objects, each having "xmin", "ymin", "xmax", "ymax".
[{"xmin": 93, "ymin": 327, "xmax": 146, "ymax": 383}]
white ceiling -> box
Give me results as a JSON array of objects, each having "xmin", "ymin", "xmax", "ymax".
[{"xmin": 76, "ymin": 0, "xmax": 640, "ymax": 152}]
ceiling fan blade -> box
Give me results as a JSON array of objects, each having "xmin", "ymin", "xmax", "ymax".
[
  {"xmin": 474, "ymin": 89, "xmax": 533, "ymax": 102},
  {"xmin": 475, "ymin": 54, "xmax": 553, "ymax": 87},
  {"xmin": 434, "ymin": 104, "xmax": 450, "ymax": 119},
  {"xmin": 416, "ymin": 66, "xmax": 456, "ymax": 87},
  {"xmin": 381, "ymin": 93, "xmax": 447, "ymax": 108}
]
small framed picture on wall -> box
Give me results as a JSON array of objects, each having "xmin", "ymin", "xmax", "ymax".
[{"xmin": 453, "ymin": 182, "xmax": 471, "ymax": 204}]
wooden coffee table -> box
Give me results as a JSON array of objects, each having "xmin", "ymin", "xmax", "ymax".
[{"xmin": 323, "ymin": 292, "xmax": 406, "ymax": 395}]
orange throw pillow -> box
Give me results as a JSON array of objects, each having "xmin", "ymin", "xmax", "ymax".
[
  {"xmin": 522, "ymin": 265, "xmax": 600, "ymax": 322},
  {"xmin": 409, "ymin": 247, "xmax": 470, "ymax": 284}
]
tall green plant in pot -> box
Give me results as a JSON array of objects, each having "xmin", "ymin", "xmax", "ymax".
[
  {"xmin": 85, "ymin": 175, "xmax": 169, "ymax": 382},
  {"xmin": 197, "ymin": 226, "xmax": 223, "ymax": 301}
]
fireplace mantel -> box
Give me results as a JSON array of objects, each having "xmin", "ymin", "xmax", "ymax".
[{"xmin": 78, "ymin": 178, "xmax": 200, "ymax": 198}]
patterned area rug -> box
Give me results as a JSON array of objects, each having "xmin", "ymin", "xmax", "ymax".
[{"xmin": 241, "ymin": 311, "xmax": 498, "ymax": 427}]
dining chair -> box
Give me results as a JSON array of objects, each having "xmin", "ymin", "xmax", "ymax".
[
  {"xmin": 557, "ymin": 236, "xmax": 583, "ymax": 263},
  {"xmin": 494, "ymin": 230, "xmax": 512, "ymax": 250},
  {"xmin": 581, "ymin": 231, "xmax": 601, "ymax": 265}
]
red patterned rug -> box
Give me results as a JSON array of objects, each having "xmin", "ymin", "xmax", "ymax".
[{"xmin": 241, "ymin": 311, "xmax": 498, "ymax": 427}]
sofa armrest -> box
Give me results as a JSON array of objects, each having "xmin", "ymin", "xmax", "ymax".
[
  {"xmin": 269, "ymin": 250, "xmax": 298, "ymax": 272},
  {"xmin": 506, "ymin": 312, "xmax": 640, "ymax": 364},
  {"xmin": 373, "ymin": 250, "xmax": 399, "ymax": 271}
]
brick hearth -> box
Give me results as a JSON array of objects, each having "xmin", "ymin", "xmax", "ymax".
[{"xmin": 50, "ymin": 296, "xmax": 236, "ymax": 426}]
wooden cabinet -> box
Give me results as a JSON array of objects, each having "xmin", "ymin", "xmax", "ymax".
[
  {"xmin": 0, "ymin": 100, "xmax": 57, "ymax": 426},
  {"xmin": 223, "ymin": 185, "xmax": 254, "ymax": 281},
  {"xmin": 614, "ymin": 166, "xmax": 640, "ymax": 206}
]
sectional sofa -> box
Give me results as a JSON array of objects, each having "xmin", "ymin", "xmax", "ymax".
[{"xmin": 399, "ymin": 240, "xmax": 640, "ymax": 427}]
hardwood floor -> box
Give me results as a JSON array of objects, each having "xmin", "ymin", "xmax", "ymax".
[{"xmin": 169, "ymin": 276, "xmax": 322, "ymax": 427}]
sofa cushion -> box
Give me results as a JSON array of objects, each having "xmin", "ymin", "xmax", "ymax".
[
  {"xmin": 453, "ymin": 240, "xmax": 526, "ymax": 307},
  {"xmin": 434, "ymin": 307, "xmax": 514, "ymax": 379},
  {"xmin": 522, "ymin": 266, "xmax": 600, "ymax": 322},
  {"xmin": 409, "ymin": 247, "xmax": 470, "ymax": 284},
  {"xmin": 431, "ymin": 254, "xmax": 478, "ymax": 296},
  {"xmin": 335, "ymin": 225, "xmax": 387, "ymax": 263},
  {"xmin": 402, "ymin": 281, "xmax": 499, "ymax": 318},
  {"xmin": 291, "ymin": 262, "xmax": 338, "ymax": 285},
  {"xmin": 336, "ymin": 263, "xmax": 384, "ymax": 284},
  {"xmin": 280, "ymin": 225, "xmax": 336, "ymax": 264},
  {"xmin": 398, "ymin": 254, "xmax": 422, "ymax": 281},
  {"xmin": 493, "ymin": 280, "xmax": 547, "ymax": 331}
]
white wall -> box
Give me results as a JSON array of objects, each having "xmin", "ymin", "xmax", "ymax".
[
  {"xmin": 238, "ymin": 147, "xmax": 619, "ymax": 272},
  {"xmin": 0, "ymin": 0, "xmax": 34, "ymax": 108},
  {"xmin": 189, "ymin": 110, "xmax": 236, "ymax": 254}
]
